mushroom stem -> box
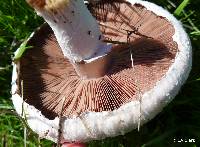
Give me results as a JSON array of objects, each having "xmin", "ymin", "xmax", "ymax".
[
  {"xmin": 72, "ymin": 53, "xmax": 111, "ymax": 79},
  {"xmin": 27, "ymin": 0, "xmax": 111, "ymax": 63}
]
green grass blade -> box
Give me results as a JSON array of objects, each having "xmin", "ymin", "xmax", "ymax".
[
  {"xmin": 191, "ymin": 31, "xmax": 200, "ymax": 35},
  {"xmin": 187, "ymin": 78, "xmax": 200, "ymax": 84},
  {"xmin": 0, "ymin": 105, "xmax": 13, "ymax": 110},
  {"xmin": 13, "ymin": 39, "xmax": 32, "ymax": 62},
  {"xmin": 196, "ymin": 78, "xmax": 200, "ymax": 81},
  {"xmin": 174, "ymin": 0, "xmax": 190, "ymax": 16},
  {"xmin": 0, "ymin": 77, "xmax": 6, "ymax": 81}
]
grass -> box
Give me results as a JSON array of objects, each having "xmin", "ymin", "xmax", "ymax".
[
  {"xmin": 0, "ymin": 0, "xmax": 200, "ymax": 146},
  {"xmin": 174, "ymin": 0, "xmax": 190, "ymax": 16}
]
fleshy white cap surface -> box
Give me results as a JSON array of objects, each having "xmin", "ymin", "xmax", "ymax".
[{"xmin": 12, "ymin": 0, "xmax": 192, "ymax": 143}]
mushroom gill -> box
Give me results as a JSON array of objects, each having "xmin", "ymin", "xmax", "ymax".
[{"xmin": 16, "ymin": 2, "xmax": 178, "ymax": 119}]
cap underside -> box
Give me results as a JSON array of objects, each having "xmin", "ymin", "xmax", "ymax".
[{"xmin": 16, "ymin": 2, "xmax": 177, "ymax": 119}]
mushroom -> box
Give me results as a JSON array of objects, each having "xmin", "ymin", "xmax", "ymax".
[{"xmin": 12, "ymin": 0, "xmax": 192, "ymax": 144}]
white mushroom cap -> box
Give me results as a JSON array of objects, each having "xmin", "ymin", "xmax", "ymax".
[{"xmin": 11, "ymin": 0, "xmax": 192, "ymax": 143}]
